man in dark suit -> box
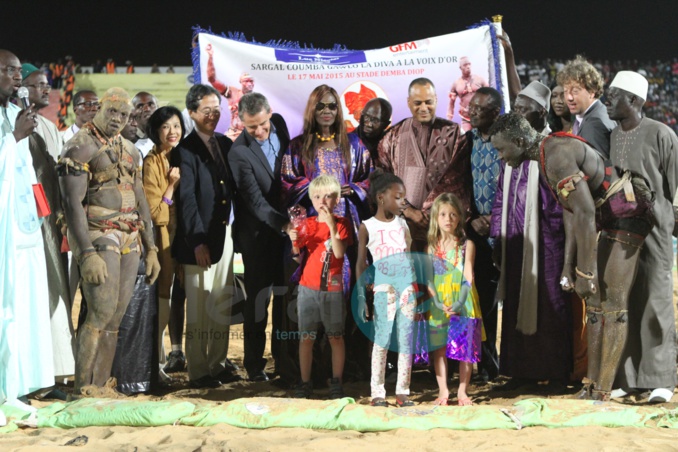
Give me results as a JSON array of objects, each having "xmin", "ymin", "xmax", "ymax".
[
  {"xmin": 228, "ymin": 92, "xmax": 291, "ymax": 382},
  {"xmin": 557, "ymin": 56, "xmax": 616, "ymax": 158},
  {"xmin": 171, "ymin": 84, "xmax": 240, "ymax": 388}
]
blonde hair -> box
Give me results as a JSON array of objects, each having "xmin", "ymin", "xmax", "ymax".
[
  {"xmin": 309, "ymin": 174, "xmax": 341, "ymax": 198},
  {"xmin": 427, "ymin": 193, "xmax": 466, "ymax": 251}
]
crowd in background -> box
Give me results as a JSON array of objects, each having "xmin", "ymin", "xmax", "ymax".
[
  {"xmin": 517, "ymin": 58, "xmax": 678, "ymax": 132},
  {"xmin": 2, "ymin": 42, "xmax": 677, "ymax": 412}
]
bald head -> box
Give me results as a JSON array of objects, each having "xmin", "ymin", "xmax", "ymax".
[
  {"xmin": 360, "ymin": 97, "xmax": 392, "ymax": 139},
  {"xmin": 93, "ymin": 87, "xmax": 133, "ymax": 138}
]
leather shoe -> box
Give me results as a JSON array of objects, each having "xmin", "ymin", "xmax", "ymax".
[
  {"xmin": 248, "ymin": 370, "xmax": 269, "ymax": 382},
  {"xmin": 214, "ymin": 369, "xmax": 242, "ymax": 384},
  {"xmin": 189, "ymin": 375, "xmax": 222, "ymax": 389},
  {"xmin": 223, "ymin": 358, "xmax": 239, "ymax": 372},
  {"xmin": 164, "ymin": 350, "xmax": 187, "ymax": 373}
]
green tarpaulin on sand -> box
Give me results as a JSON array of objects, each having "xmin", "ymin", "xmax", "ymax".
[{"xmin": 2, "ymin": 397, "xmax": 678, "ymax": 432}]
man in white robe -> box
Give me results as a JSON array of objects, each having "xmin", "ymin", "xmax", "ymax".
[{"xmin": 0, "ymin": 49, "xmax": 53, "ymax": 410}]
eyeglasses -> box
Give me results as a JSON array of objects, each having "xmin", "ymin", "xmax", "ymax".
[
  {"xmin": 0, "ymin": 66, "xmax": 21, "ymax": 76},
  {"xmin": 315, "ymin": 102, "xmax": 338, "ymax": 112},
  {"xmin": 362, "ymin": 114, "xmax": 382, "ymax": 125},
  {"xmin": 76, "ymin": 101, "xmax": 100, "ymax": 109},
  {"xmin": 198, "ymin": 107, "xmax": 221, "ymax": 116},
  {"xmin": 25, "ymin": 83, "xmax": 51, "ymax": 91}
]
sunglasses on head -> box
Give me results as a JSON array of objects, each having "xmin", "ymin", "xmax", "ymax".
[{"xmin": 315, "ymin": 102, "xmax": 338, "ymax": 112}]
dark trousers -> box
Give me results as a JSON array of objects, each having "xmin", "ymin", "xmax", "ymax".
[
  {"xmin": 468, "ymin": 228, "xmax": 500, "ymax": 380},
  {"xmin": 240, "ymin": 231, "xmax": 285, "ymax": 376}
]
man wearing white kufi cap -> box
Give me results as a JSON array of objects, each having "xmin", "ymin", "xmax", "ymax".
[{"xmin": 606, "ymin": 70, "xmax": 678, "ymax": 403}]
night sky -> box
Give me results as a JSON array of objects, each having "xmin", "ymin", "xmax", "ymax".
[{"xmin": 4, "ymin": 0, "xmax": 676, "ymax": 66}]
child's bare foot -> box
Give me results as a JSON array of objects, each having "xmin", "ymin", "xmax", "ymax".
[
  {"xmin": 433, "ymin": 390, "xmax": 450, "ymax": 406},
  {"xmin": 433, "ymin": 397, "xmax": 449, "ymax": 406},
  {"xmin": 457, "ymin": 391, "xmax": 473, "ymax": 406}
]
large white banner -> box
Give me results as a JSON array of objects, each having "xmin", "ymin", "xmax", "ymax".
[{"xmin": 193, "ymin": 22, "xmax": 509, "ymax": 138}]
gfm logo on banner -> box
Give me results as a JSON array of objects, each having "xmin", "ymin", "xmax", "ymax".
[{"xmin": 389, "ymin": 42, "xmax": 418, "ymax": 53}]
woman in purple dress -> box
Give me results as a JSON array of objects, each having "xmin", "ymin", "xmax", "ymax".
[{"xmin": 282, "ymin": 84, "xmax": 372, "ymax": 239}]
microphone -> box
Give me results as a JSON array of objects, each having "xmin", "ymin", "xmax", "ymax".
[{"xmin": 17, "ymin": 87, "xmax": 30, "ymax": 109}]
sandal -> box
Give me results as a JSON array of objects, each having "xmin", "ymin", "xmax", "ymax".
[
  {"xmin": 457, "ymin": 397, "xmax": 473, "ymax": 406},
  {"xmin": 433, "ymin": 397, "xmax": 449, "ymax": 406},
  {"xmin": 395, "ymin": 395, "xmax": 414, "ymax": 407},
  {"xmin": 370, "ymin": 397, "xmax": 388, "ymax": 407}
]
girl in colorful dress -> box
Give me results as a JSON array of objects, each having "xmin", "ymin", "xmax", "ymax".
[
  {"xmin": 356, "ymin": 169, "xmax": 416, "ymax": 407},
  {"xmin": 427, "ymin": 193, "xmax": 485, "ymax": 406}
]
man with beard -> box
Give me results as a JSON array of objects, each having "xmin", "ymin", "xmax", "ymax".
[
  {"xmin": 132, "ymin": 91, "xmax": 158, "ymax": 158},
  {"xmin": 606, "ymin": 71, "xmax": 678, "ymax": 403},
  {"xmin": 356, "ymin": 97, "xmax": 392, "ymax": 164},
  {"xmin": 59, "ymin": 87, "xmax": 160, "ymax": 396}
]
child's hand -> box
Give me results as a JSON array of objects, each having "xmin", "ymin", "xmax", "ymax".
[
  {"xmin": 356, "ymin": 291, "xmax": 367, "ymax": 322},
  {"xmin": 288, "ymin": 228, "xmax": 298, "ymax": 242},
  {"xmin": 317, "ymin": 206, "xmax": 335, "ymax": 229},
  {"xmin": 443, "ymin": 305, "xmax": 457, "ymax": 317}
]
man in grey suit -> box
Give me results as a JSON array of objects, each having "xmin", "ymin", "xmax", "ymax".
[
  {"xmin": 228, "ymin": 92, "xmax": 291, "ymax": 382},
  {"xmin": 557, "ymin": 56, "xmax": 615, "ymax": 158}
]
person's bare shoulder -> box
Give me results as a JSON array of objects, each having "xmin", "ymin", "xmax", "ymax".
[
  {"xmin": 543, "ymin": 137, "xmax": 582, "ymax": 182},
  {"xmin": 61, "ymin": 129, "xmax": 99, "ymax": 164}
]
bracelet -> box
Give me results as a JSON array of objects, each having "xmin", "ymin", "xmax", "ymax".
[
  {"xmin": 77, "ymin": 248, "xmax": 98, "ymax": 265},
  {"xmin": 291, "ymin": 252, "xmax": 300, "ymax": 258},
  {"xmin": 162, "ymin": 196, "xmax": 173, "ymax": 206},
  {"xmin": 575, "ymin": 267, "xmax": 595, "ymax": 280},
  {"xmin": 462, "ymin": 280, "xmax": 472, "ymax": 287},
  {"xmin": 146, "ymin": 245, "xmax": 159, "ymax": 253}
]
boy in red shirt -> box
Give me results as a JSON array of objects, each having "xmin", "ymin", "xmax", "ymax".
[{"xmin": 288, "ymin": 175, "xmax": 352, "ymax": 399}]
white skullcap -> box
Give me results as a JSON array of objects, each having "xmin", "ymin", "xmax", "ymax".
[
  {"xmin": 610, "ymin": 71, "xmax": 648, "ymax": 100},
  {"xmin": 518, "ymin": 81, "xmax": 551, "ymax": 112}
]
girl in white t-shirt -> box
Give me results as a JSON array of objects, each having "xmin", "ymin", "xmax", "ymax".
[{"xmin": 356, "ymin": 169, "xmax": 416, "ymax": 408}]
